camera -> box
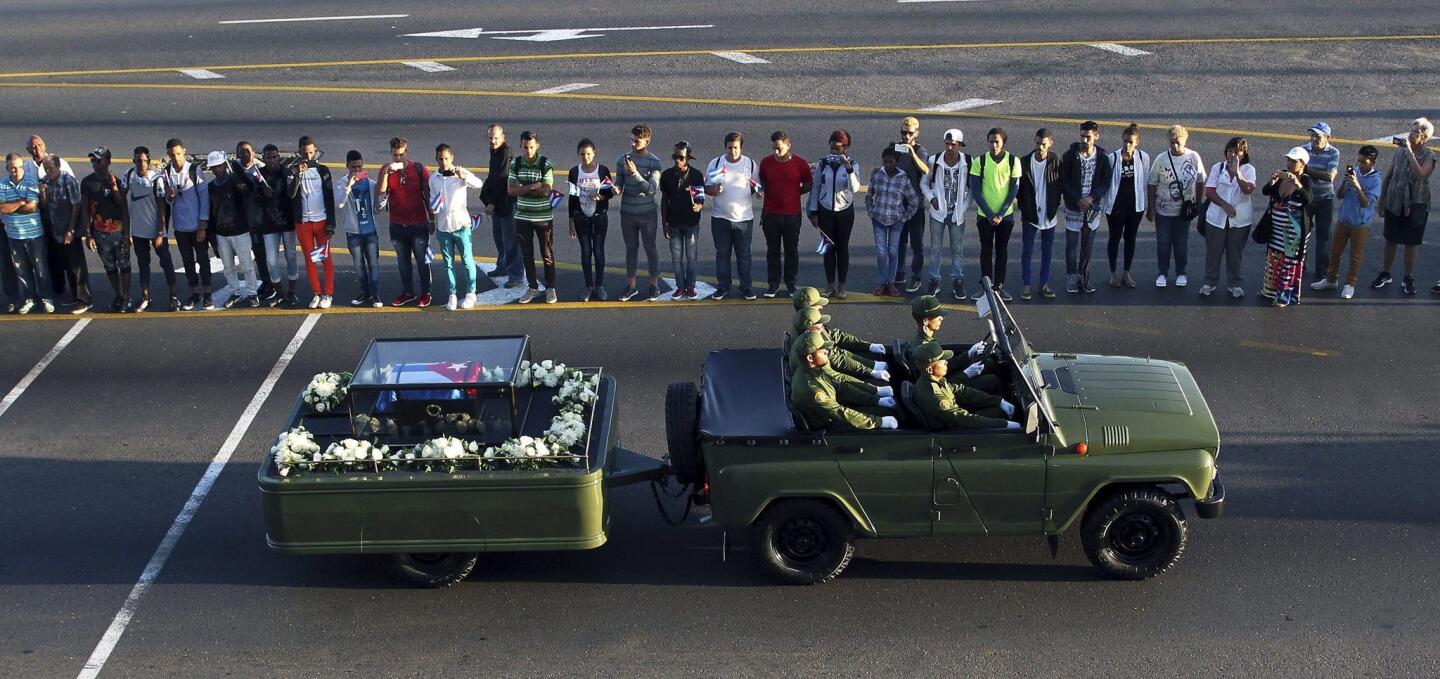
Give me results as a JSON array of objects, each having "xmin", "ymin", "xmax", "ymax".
[{"xmin": 1393, "ymin": 136, "xmax": 1407, "ymax": 146}]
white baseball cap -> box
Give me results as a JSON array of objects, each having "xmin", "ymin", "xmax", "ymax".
[
  {"xmin": 943, "ymin": 128, "xmax": 965, "ymax": 146},
  {"xmin": 1284, "ymin": 146, "xmax": 1310, "ymax": 164},
  {"xmin": 206, "ymin": 151, "xmax": 228, "ymax": 168}
]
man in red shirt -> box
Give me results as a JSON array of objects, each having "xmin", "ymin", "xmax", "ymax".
[
  {"xmin": 376, "ymin": 137, "xmax": 434, "ymax": 307},
  {"xmin": 759, "ymin": 130, "xmax": 813, "ymax": 297}
]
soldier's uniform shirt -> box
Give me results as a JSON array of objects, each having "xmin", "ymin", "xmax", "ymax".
[
  {"xmin": 790, "ymin": 365, "xmax": 882, "ymax": 432},
  {"xmin": 789, "ymin": 336, "xmax": 874, "ymax": 384},
  {"xmin": 913, "ymin": 374, "xmax": 1009, "ymax": 431},
  {"xmin": 909, "ymin": 328, "xmax": 1004, "ymax": 404}
]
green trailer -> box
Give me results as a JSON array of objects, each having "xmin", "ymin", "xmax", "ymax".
[{"xmin": 258, "ymin": 335, "xmax": 662, "ymax": 587}]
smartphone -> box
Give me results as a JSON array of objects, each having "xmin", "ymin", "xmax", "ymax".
[
  {"xmin": 1393, "ymin": 136, "xmax": 1407, "ymax": 146},
  {"xmin": 893, "ymin": 143, "xmax": 909, "ymax": 154},
  {"xmin": 441, "ymin": 169, "xmax": 455, "ymax": 177},
  {"xmin": 389, "ymin": 161, "xmax": 404, "ymax": 171}
]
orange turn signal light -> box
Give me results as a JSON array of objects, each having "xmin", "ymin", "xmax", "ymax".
[{"xmin": 1075, "ymin": 442, "xmax": 1089, "ymax": 456}]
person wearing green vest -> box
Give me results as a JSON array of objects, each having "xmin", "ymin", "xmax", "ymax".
[
  {"xmin": 969, "ymin": 128, "xmax": 1023, "ymax": 301},
  {"xmin": 911, "ymin": 342, "xmax": 1017, "ymax": 431},
  {"xmin": 790, "ymin": 331, "xmax": 900, "ymax": 432}
]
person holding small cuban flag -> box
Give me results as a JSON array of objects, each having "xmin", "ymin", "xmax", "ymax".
[
  {"xmin": 426, "ymin": 143, "xmax": 485, "ymax": 311},
  {"xmin": 660, "ymin": 142, "xmax": 706, "ymax": 299},
  {"xmin": 506, "ymin": 130, "xmax": 558, "ymax": 304},
  {"xmin": 566, "ymin": 138, "xmax": 616, "ymax": 302},
  {"xmin": 704, "ymin": 131, "xmax": 763, "ymax": 300}
]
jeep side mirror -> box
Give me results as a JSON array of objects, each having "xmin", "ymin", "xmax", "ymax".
[{"xmin": 1024, "ymin": 402, "xmax": 1040, "ymax": 437}]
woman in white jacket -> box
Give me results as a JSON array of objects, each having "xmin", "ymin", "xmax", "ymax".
[
  {"xmin": 920, "ymin": 128, "xmax": 970, "ymax": 299},
  {"xmin": 806, "ymin": 130, "xmax": 862, "ymax": 298},
  {"xmin": 1102, "ymin": 124, "xmax": 1149, "ymax": 288}
]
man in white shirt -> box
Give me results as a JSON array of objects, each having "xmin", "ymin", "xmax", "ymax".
[
  {"xmin": 427, "ymin": 143, "xmax": 486, "ymax": 310},
  {"xmin": 705, "ymin": 131, "xmax": 761, "ymax": 300},
  {"xmin": 286, "ymin": 135, "xmax": 336, "ymax": 308},
  {"xmin": 922, "ymin": 128, "xmax": 970, "ymax": 298}
]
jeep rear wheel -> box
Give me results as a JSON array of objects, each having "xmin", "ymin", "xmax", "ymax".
[
  {"xmin": 1081, "ymin": 488, "xmax": 1188, "ymax": 580},
  {"xmin": 388, "ymin": 552, "xmax": 479, "ymax": 588},
  {"xmin": 752, "ymin": 499, "xmax": 855, "ymax": 585},
  {"xmin": 664, "ymin": 381, "xmax": 703, "ymax": 484}
]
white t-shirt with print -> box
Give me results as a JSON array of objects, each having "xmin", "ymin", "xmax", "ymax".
[
  {"xmin": 705, "ymin": 154, "xmax": 760, "ymax": 223},
  {"xmin": 1147, "ymin": 149, "xmax": 1206, "ymax": 217}
]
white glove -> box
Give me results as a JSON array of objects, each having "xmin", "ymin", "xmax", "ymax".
[
  {"xmin": 873, "ymin": 361, "xmax": 888, "ymax": 372},
  {"xmin": 964, "ymin": 362, "xmax": 983, "ymax": 378},
  {"xmin": 878, "ymin": 396, "xmax": 897, "ymax": 409},
  {"xmin": 880, "ymin": 416, "xmax": 899, "ymax": 430},
  {"xmin": 876, "ymin": 386, "xmax": 894, "ymax": 398},
  {"xmin": 869, "ymin": 343, "xmax": 886, "ymax": 355},
  {"xmin": 1005, "ymin": 421, "xmax": 1021, "ymax": 431},
  {"xmin": 968, "ymin": 341, "xmax": 986, "ymax": 359},
  {"xmin": 870, "ymin": 368, "xmax": 891, "ymax": 381},
  {"xmin": 999, "ymin": 400, "xmax": 1016, "ymax": 417}
]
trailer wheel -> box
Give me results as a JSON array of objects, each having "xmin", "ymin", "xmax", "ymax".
[
  {"xmin": 752, "ymin": 499, "xmax": 855, "ymax": 585},
  {"xmin": 664, "ymin": 381, "xmax": 703, "ymax": 484},
  {"xmin": 388, "ymin": 552, "xmax": 479, "ymax": 588}
]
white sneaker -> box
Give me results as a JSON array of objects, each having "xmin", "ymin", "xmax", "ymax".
[
  {"xmin": 1228, "ymin": 286, "xmax": 1244, "ymax": 298},
  {"xmin": 1175, "ymin": 274, "xmax": 1188, "ymax": 287},
  {"xmin": 461, "ymin": 292, "xmax": 476, "ymax": 309},
  {"xmin": 1198, "ymin": 284, "xmax": 1215, "ymax": 296},
  {"xmin": 370, "ymin": 299, "xmax": 383, "ymax": 308},
  {"xmin": 307, "ymin": 295, "xmax": 321, "ymax": 309},
  {"xmin": 1155, "ymin": 275, "xmax": 1167, "ymax": 288},
  {"xmin": 1341, "ymin": 284, "xmax": 1355, "ymax": 299},
  {"xmin": 1310, "ymin": 279, "xmax": 1335, "ymax": 291},
  {"xmin": 445, "ymin": 294, "xmax": 459, "ymax": 311},
  {"xmin": 319, "ymin": 295, "xmax": 333, "ymax": 309}
]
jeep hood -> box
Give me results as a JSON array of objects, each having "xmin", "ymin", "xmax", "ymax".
[{"xmin": 1033, "ymin": 354, "xmax": 1220, "ymax": 456}]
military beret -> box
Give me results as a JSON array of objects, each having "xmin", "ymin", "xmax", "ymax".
[
  {"xmin": 912, "ymin": 341, "xmax": 954, "ymax": 365},
  {"xmin": 791, "ymin": 307, "xmax": 832, "ymax": 333},
  {"xmin": 791, "ymin": 286, "xmax": 830, "ymax": 310},
  {"xmin": 911, "ymin": 295, "xmax": 949, "ymax": 319},
  {"xmin": 795, "ymin": 330, "xmax": 835, "ymax": 356}
]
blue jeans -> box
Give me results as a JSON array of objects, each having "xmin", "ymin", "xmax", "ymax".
[
  {"xmin": 669, "ymin": 224, "xmax": 699, "ymax": 290},
  {"xmin": 1154, "ymin": 214, "xmax": 1191, "ymax": 276},
  {"xmin": 491, "ymin": 212, "xmax": 523, "ymax": 279},
  {"xmin": 1021, "ymin": 223, "xmax": 1055, "ymax": 286},
  {"xmin": 893, "ymin": 209, "xmax": 926, "ymax": 282},
  {"xmin": 873, "ymin": 218, "xmax": 904, "ymax": 283},
  {"xmin": 7, "ymin": 234, "xmax": 50, "ymax": 304},
  {"xmin": 1064, "ymin": 226, "xmax": 1096, "ymax": 282},
  {"xmin": 1308, "ymin": 194, "xmax": 1335, "ymax": 278},
  {"xmin": 926, "ymin": 215, "xmax": 964, "ymax": 280},
  {"xmin": 572, "ymin": 212, "xmax": 608, "ymax": 288},
  {"xmin": 390, "ymin": 222, "xmax": 432, "ymax": 296},
  {"xmin": 436, "ymin": 229, "xmax": 476, "ymax": 295},
  {"xmin": 711, "ymin": 217, "xmax": 753, "ymax": 295},
  {"xmin": 346, "ymin": 232, "xmax": 381, "ymax": 299},
  {"xmin": 0, "ymin": 229, "xmax": 21, "ymax": 302}
]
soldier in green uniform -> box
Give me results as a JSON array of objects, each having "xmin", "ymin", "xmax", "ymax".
[
  {"xmin": 788, "ymin": 307, "xmax": 897, "ymax": 406},
  {"xmin": 908, "ymin": 295, "xmax": 1004, "ymax": 395},
  {"xmin": 911, "ymin": 342, "xmax": 1018, "ymax": 431},
  {"xmin": 791, "ymin": 286, "xmax": 891, "ymax": 380},
  {"xmin": 790, "ymin": 331, "xmax": 900, "ymax": 432},
  {"xmin": 788, "ymin": 305, "xmax": 890, "ymax": 382}
]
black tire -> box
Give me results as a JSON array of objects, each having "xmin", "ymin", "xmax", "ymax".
[
  {"xmin": 388, "ymin": 552, "xmax": 479, "ymax": 588},
  {"xmin": 751, "ymin": 499, "xmax": 855, "ymax": 585},
  {"xmin": 664, "ymin": 381, "xmax": 703, "ymax": 484},
  {"xmin": 1081, "ymin": 488, "xmax": 1188, "ymax": 580}
]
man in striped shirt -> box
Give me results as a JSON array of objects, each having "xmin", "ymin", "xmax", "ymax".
[
  {"xmin": 1, "ymin": 153, "xmax": 53, "ymax": 313},
  {"xmin": 507, "ymin": 130, "xmax": 557, "ymax": 304}
]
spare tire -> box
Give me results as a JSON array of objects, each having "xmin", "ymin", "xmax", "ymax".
[{"xmin": 664, "ymin": 381, "xmax": 703, "ymax": 484}]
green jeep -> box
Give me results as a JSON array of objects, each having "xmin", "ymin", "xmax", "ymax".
[{"xmin": 664, "ymin": 282, "xmax": 1224, "ymax": 584}]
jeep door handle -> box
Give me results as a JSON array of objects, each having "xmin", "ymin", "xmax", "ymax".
[{"xmin": 834, "ymin": 446, "xmax": 864, "ymax": 455}]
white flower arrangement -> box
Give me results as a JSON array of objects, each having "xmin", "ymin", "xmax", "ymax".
[
  {"xmin": 301, "ymin": 371, "xmax": 352, "ymax": 414},
  {"xmin": 322, "ymin": 438, "xmax": 389, "ymax": 463},
  {"xmin": 272, "ymin": 427, "xmax": 321, "ymax": 477},
  {"xmin": 517, "ymin": 359, "xmax": 568, "ymax": 388},
  {"xmin": 479, "ymin": 366, "xmax": 509, "ymax": 382}
]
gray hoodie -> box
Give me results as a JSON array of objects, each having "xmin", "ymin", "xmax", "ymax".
[{"xmin": 614, "ymin": 151, "xmax": 661, "ymax": 213}]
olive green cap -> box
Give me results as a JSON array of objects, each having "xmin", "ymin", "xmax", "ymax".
[
  {"xmin": 795, "ymin": 330, "xmax": 835, "ymax": 356},
  {"xmin": 912, "ymin": 341, "xmax": 955, "ymax": 365},
  {"xmin": 791, "ymin": 307, "xmax": 831, "ymax": 333},
  {"xmin": 791, "ymin": 286, "xmax": 830, "ymax": 310},
  {"xmin": 911, "ymin": 295, "xmax": 949, "ymax": 319}
]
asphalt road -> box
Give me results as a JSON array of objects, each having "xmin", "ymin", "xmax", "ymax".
[{"xmin": 2, "ymin": 2, "xmax": 1439, "ymax": 678}]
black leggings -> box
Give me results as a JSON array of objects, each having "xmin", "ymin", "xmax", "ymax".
[
  {"xmin": 1106, "ymin": 210, "xmax": 1141, "ymax": 272},
  {"xmin": 815, "ymin": 208, "xmax": 854, "ymax": 285}
]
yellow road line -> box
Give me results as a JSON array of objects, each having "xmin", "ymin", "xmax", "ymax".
[
  {"xmin": 1, "ymin": 33, "xmax": 1436, "ymax": 79},
  {"xmin": 1239, "ymin": 340, "xmax": 1338, "ymax": 357},
  {"xmin": 0, "ymin": 80, "xmax": 1393, "ymax": 147}
]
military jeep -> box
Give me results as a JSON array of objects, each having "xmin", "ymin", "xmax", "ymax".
[{"xmin": 664, "ymin": 281, "xmax": 1224, "ymax": 584}]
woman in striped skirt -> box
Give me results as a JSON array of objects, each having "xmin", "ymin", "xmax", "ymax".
[{"xmin": 1260, "ymin": 147, "xmax": 1313, "ymax": 306}]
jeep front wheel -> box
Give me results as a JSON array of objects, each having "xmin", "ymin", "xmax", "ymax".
[
  {"xmin": 1081, "ymin": 488, "xmax": 1188, "ymax": 580},
  {"xmin": 388, "ymin": 552, "xmax": 479, "ymax": 588},
  {"xmin": 752, "ymin": 499, "xmax": 855, "ymax": 585}
]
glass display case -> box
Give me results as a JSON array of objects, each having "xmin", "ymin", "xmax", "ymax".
[{"xmin": 347, "ymin": 336, "xmax": 531, "ymax": 445}]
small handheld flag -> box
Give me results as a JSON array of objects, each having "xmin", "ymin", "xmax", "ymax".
[
  {"xmin": 428, "ymin": 190, "xmax": 444, "ymax": 213},
  {"xmin": 689, "ymin": 185, "xmax": 707, "ymax": 205},
  {"xmin": 470, "ymin": 212, "xmax": 485, "ymax": 231},
  {"xmin": 309, "ymin": 243, "xmax": 330, "ymax": 263},
  {"xmin": 598, "ymin": 176, "xmax": 615, "ymax": 195},
  {"xmin": 547, "ymin": 189, "xmax": 564, "ymax": 210},
  {"xmin": 422, "ymin": 245, "xmax": 435, "ymax": 265},
  {"xmin": 815, "ymin": 231, "xmax": 833, "ymax": 256},
  {"xmin": 567, "ymin": 182, "xmax": 580, "ymax": 197},
  {"xmin": 706, "ymin": 166, "xmax": 726, "ymax": 184}
]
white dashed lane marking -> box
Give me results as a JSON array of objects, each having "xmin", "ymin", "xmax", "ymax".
[
  {"xmin": 921, "ymin": 98, "xmax": 1003, "ymax": 112},
  {"xmin": 712, "ymin": 51, "xmax": 771, "ymax": 64},
  {"xmin": 531, "ymin": 82, "xmax": 599, "ymax": 94},
  {"xmin": 402, "ymin": 61, "xmax": 457, "ymax": 73},
  {"xmin": 177, "ymin": 69, "xmax": 225, "ymax": 80},
  {"xmin": 1089, "ymin": 42, "xmax": 1152, "ymax": 56}
]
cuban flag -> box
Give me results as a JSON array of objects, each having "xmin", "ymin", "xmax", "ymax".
[
  {"xmin": 706, "ymin": 166, "xmax": 726, "ymax": 185},
  {"xmin": 376, "ymin": 361, "xmax": 487, "ymax": 411},
  {"xmin": 750, "ymin": 177, "xmax": 764, "ymax": 193},
  {"xmin": 598, "ymin": 176, "xmax": 615, "ymax": 195},
  {"xmin": 309, "ymin": 243, "xmax": 330, "ymax": 263},
  {"xmin": 688, "ymin": 185, "xmax": 706, "ymax": 205},
  {"xmin": 816, "ymin": 231, "xmax": 833, "ymax": 255},
  {"xmin": 470, "ymin": 212, "xmax": 484, "ymax": 231},
  {"xmin": 566, "ymin": 182, "xmax": 581, "ymax": 197},
  {"xmin": 428, "ymin": 189, "xmax": 444, "ymax": 213},
  {"xmin": 547, "ymin": 189, "xmax": 564, "ymax": 210},
  {"xmin": 246, "ymin": 163, "xmax": 267, "ymax": 188},
  {"xmin": 422, "ymin": 244, "xmax": 435, "ymax": 265}
]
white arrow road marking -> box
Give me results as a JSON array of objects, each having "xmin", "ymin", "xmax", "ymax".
[
  {"xmin": 656, "ymin": 278, "xmax": 717, "ymax": 301},
  {"xmin": 921, "ymin": 98, "xmax": 1003, "ymax": 112},
  {"xmin": 712, "ymin": 51, "xmax": 770, "ymax": 64},
  {"xmin": 403, "ymin": 24, "xmax": 713, "ymax": 41},
  {"xmin": 531, "ymin": 82, "xmax": 599, "ymax": 95},
  {"xmin": 1089, "ymin": 42, "xmax": 1152, "ymax": 56},
  {"xmin": 177, "ymin": 69, "xmax": 225, "ymax": 80},
  {"xmin": 219, "ymin": 14, "xmax": 408, "ymax": 25},
  {"xmin": 174, "ymin": 256, "xmax": 227, "ymax": 276},
  {"xmin": 471, "ymin": 262, "xmax": 542, "ymax": 306},
  {"xmin": 402, "ymin": 61, "xmax": 457, "ymax": 73}
]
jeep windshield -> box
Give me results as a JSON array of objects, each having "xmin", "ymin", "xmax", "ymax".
[{"xmin": 975, "ymin": 282, "xmax": 1056, "ymax": 428}]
